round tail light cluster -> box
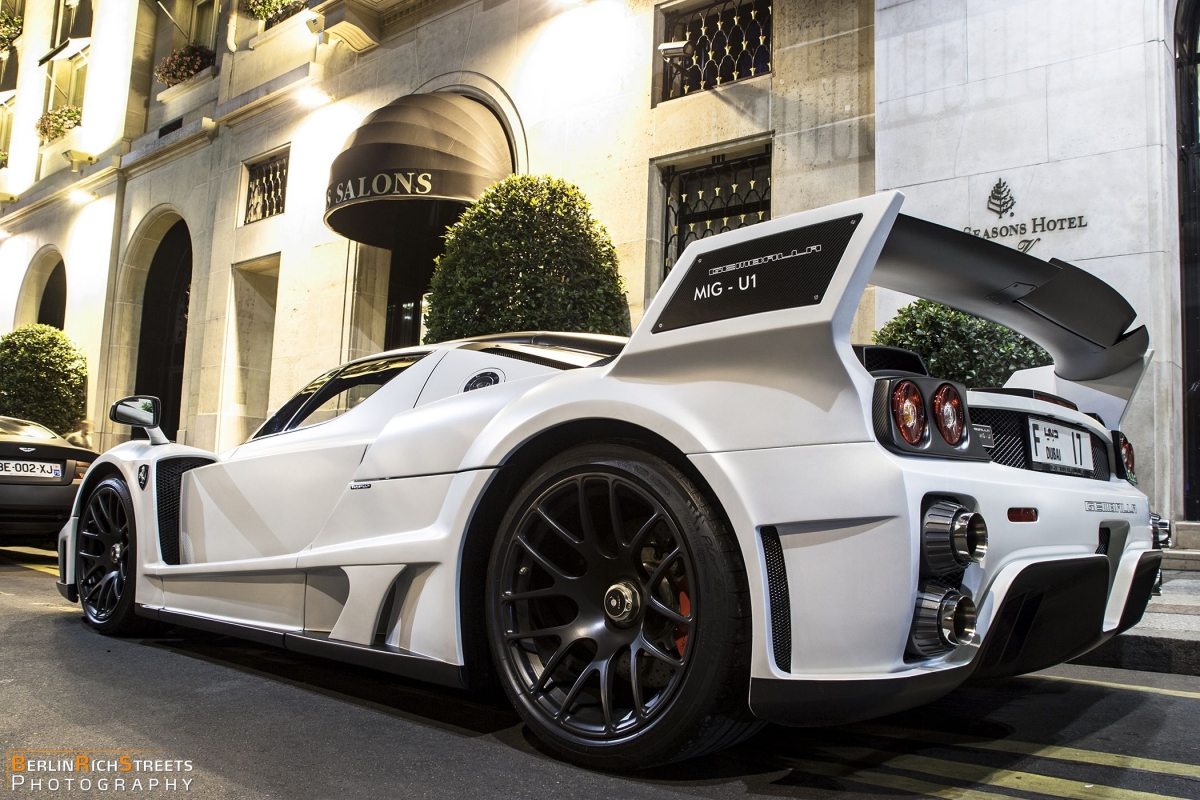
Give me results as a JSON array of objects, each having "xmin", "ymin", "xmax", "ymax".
[
  {"xmin": 933, "ymin": 385, "xmax": 965, "ymax": 445},
  {"xmin": 891, "ymin": 381, "xmax": 926, "ymax": 445}
]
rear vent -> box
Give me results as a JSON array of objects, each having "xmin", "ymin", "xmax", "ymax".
[
  {"xmin": 760, "ymin": 526, "xmax": 792, "ymax": 673},
  {"xmin": 155, "ymin": 458, "xmax": 214, "ymax": 565},
  {"xmin": 854, "ymin": 345, "xmax": 928, "ymax": 376},
  {"xmin": 1096, "ymin": 527, "xmax": 1111, "ymax": 556},
  {"xmin": 480, "ymin": 346, "xmax": 582, "ymax": 370}
]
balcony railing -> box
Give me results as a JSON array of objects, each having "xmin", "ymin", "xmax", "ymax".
[
  {"xmin": 661, "ymin": 0, "xmax": 772, "ymax": 102},
  {"xmin": 662, "ymin": 150, "xmax": 771, "ymax": 275},
  {"xmin": 244, "ymin": 151, "xmax": 289, "ymax": 224}
]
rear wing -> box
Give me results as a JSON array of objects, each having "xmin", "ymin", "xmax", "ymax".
[{"xmin": 616, "ymin": 191, "xmax": 1147, "ymax": 417}]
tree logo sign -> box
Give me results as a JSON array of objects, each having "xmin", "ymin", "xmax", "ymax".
[{"xmin": 987, "ymin": 179, "xmax": 1016, "ymax": 218}]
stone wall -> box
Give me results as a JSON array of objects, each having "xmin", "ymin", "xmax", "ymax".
[{"xmin": 874, "ymin": 0, "xmax": 1183, "ymax": 518}]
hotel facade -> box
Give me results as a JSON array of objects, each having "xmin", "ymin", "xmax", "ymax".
[{"xmin": 0, "ymin": 0, "xmax": 1193, "ymax": 522}]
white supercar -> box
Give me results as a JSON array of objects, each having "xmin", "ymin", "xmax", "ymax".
[{"xmin": 56, "ymin": 192, "xmax": 1162, "ymax": 769}]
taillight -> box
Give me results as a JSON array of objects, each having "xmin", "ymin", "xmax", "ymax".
[
  {"xmin": 1111, "ymin": 431, "xmax": 1137, "ymax": 485},
  {"xmin": 933, "ymin": 384, "xmax": 965, "ymax": 445},
  {"xmin": 74, "ymin": 462, "xmax": 91, "ymax": 481},
  {"xmin": 891, "ymin": 381, "xmax": 926, "ymax": 445}
]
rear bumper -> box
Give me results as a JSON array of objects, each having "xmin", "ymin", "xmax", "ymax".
[
  {"xmin": 749, "ymin": 550, "xmax": 1161, "ymax": 725},
  {"xmin": 0, "ymin": 482, "xmax": 79, "ymax": 536}
]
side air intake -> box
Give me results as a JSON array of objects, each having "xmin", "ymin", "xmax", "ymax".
[
  {"xmin": 760, "ymin": 526, "xmax": 792, "ymax": 672},
  {"xmin": 155, "ymin": 458, "xmax": 214, "ymax": 565}
]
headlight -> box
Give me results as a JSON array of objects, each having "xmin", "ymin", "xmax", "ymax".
[
  {"xmin": 933, "ymin": 385, "xmax": 965, "ymax": 445},
  {"xmin": 891, "ymin": 380, "xmax": 926, "ymax": 445}
]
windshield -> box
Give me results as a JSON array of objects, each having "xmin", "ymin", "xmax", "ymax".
[{"xmin": 0, "ymin": 418, "xmax": 60, "ymax": 440}]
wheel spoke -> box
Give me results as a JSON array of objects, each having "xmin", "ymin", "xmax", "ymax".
[
  {"xmin": 627, "ymin": 512, "xmax": 661, "ymax": 554},
  {"xmin": 503, "ymin": 586, "xmax": 564, "ymax": 603},
  {"xmin": 78, "ymin": 551, "xmax": 103, "ymax": 560},
  {"xmin": 647, "ymin": 595, "xmax": 692, "ymax": 626},
  {"xmin": 80, "ymin": 562, "xmax": 105, "ymax": 582},
  {"xmin": 646, "ymin": 547, "xmax": 682, "ymax": 590},
  {"xmin": 607, "ymin": 478, "xmax": 625, "ymax": 547},
  {"xmin": 629, "ymin": 646, "xmax": 647, "ymax": 720},
  {"xmin": 598, "ymin": 654, "xmax": 617, "ymax": 733},
  {"xmin": 556, "ymin": 663, "xmax": 596, "ymax": 721},
  {"xmin": 535, "ymin": 507, "xmax": 581, "ymax": 548},
  {"xmin": 640, "ymin": 637, "xmax": 684, "ymax": 668},
  {"xmin": 504, "ymin": 623, "xmax": 574, "ymax": 642},
  {"xmin": 515, "ymin": 534, "xmax": 571, "ymax": 583},
  {"xmin": 577, "ymin": 478, "xmax": 597, "ymax": 545},
  {"xmin": 532, "ymin": 640, "xmax": 574, "ymax": 694}
]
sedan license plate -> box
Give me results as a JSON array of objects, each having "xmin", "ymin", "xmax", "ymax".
[
  {"xmin": 1028, "ymin": 418, "xmax": 1093, "ymax": 472},
  {"xmin": 0, "ymin": 459, "xmax": 62, "ymax": 479}
]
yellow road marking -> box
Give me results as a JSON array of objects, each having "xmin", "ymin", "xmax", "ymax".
[
  {"xmin": 819, "ymin": 746, "xmax": 1190, "ymax": 800},
  {"xmin": 853, "ymin": 724, "xmax": 1200, "ymax": 780},
  {"xmin": 0, "ymin": 555, "xmax": 58, "ymax": 576},
  {"xmin": 1029, "ymin": 673, "xmax": 1200, "ymax": 702},
  {"xmin": 786, "ymin": 756, "xmax": 1016, "ymax": 800}
]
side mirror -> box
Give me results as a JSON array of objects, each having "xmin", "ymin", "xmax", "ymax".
[{"xmin": 109, "ymin": 396, "xmax": 168, "ymax": 445}]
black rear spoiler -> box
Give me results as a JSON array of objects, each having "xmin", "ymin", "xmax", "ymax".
[{"xmin": 873, "ymin": 214, "xmax": 1148, "ymax": 382}]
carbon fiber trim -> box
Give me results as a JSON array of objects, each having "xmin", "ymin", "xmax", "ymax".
[
  {"xmin": 760, "ymin": 526, "xmax": 791, "ymax": 673},
  {"xmin": 969, "ymin": 407, "xmax": 1112, "ymax": 482},
  {"xmin": 155, "ymin": 457, "xmax": 214, "ymax": 565}
]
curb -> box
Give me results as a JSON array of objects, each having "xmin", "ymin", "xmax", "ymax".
[{"xmin": 1071, "ymin": 633, "xmax": 1200, "ymax": 677}]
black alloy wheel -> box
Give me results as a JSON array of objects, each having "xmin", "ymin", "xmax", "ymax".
[
  {"xmin": 487, "ymin": 444, "xmax": 761, "ymax": 769},
  {"xmin": 76, "ymin": 477, "xmax": 143, "ymax": 634}
]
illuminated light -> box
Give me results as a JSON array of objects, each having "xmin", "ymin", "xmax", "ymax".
[
  {"xmin": 295, "ymin": 86, "xmax": 332, "ymax": 107},
  {"xmin": 69, "ymin": 189, "xmax": 98, "ymax": 204},
  {"xmin": 0, "ymin": 229, "xmax": 10, "ymax": 239},
  {"xmin": 1008, "ymin": 508, "xmax": 1039, "ymax": 523}
]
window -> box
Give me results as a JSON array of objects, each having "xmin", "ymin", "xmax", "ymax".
[
  {"xmin": 662, "ymin": 149, "xmax": 771, "ymax": 275},
  {"xmin": 48, "ymin": 0, "xmax": 91, "ymax": 53},
  {"xmin": 245, "ymin": 150, "xmax": 289, "ymax": 224},
  {"xmin": 190, "ymin": 0, "xmax": 218, "ymax": 49},
  {"xmin": 0, "ymin": 99, "xmax": 13, "ymax": 164},
  {"xmin": 252, "ymin": 353, "xmax": 427, "ymax": 439},
  {"xmin": 46, "ymin": 50, "xmax": 87, "ymax": 111},
  {"xmin": 660, "ymin": 0, "xmax": 772, "ymax": 102}
]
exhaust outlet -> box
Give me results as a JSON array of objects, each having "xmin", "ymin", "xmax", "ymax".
[
  {"xmin": 923, "ymin": 500, "xmax": 988, "ymax": 575},
  {"xmin": 907, "ymin": 582, "xmax": 978, "ymax": 657}
]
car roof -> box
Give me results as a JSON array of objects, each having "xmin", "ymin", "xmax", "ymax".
[{"xmin": 0, "ymin": 416, "xmax": 65, "ymax": 441}]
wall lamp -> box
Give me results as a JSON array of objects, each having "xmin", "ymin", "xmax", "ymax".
[
  {"xmin": 69, "ymin": 189, "xmax": 98, "ymax": 204},
  {"xmin": 658, "ymin": 41, "xmax": 688, "ymax": 60},
  {"xmin": 62, "ymin": 149, "xmax": 98, "ymax": 172},
  {"xmin": 0, "ymin": 229, "xmax": 11, "ymax": 239},
  {"xmin": 306, "ymin": 13, "xmax": 338, "ymax": 46},
  {"xmin": 0, "ymin": 192, "xmax": 17, "ymax": 204}
]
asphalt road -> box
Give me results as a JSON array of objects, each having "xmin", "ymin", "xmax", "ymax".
[{"xmin": 3, "ymin": 546, "xmax": 1200, "ymax": 800}]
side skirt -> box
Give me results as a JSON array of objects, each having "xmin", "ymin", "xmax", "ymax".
[{"xmin": 137, "ymin": 605, "xmax": 468, "ymax": 689}]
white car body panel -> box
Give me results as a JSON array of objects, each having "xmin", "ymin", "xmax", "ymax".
[{"xmin": 57, "ymin": 190, "xmax": 1161, "ymax": 722}]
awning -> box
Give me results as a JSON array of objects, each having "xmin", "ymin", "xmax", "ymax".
[
  {"xmin": 324, "ymin": 92, "xmax": 512, "ymax": 249},
  {"xmin": 38, "ymin": 0, "xmax": 93, "ymax": 65}
]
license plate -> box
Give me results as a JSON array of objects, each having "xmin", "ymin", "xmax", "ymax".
[
  {"xmin": 0, "ymin": 460, "xmax": 62, "ymax": 479},
  {"xmin": 1028, "ymin": 418, "xmax": 1093, "ymax": 472}
]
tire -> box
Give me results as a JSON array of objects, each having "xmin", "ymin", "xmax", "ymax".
[
  {"xmin": 76, "ymin": 476, "xmax": 147, "ymax": 636},
  {"xmin": 486, "ymin": 443, "xmax": 762, "ymax": 769}
]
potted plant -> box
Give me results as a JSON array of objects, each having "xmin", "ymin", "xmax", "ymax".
[
  {"xmin": 242, "ymin": 0, "xmax": 305, "ymax": 27},
  {"xmin": 0, "ymin": 151, "xmax": 8, "ymax": 169},
  {"xmin": 35, "ymin": 105, "xmax": 82, "ymax": 142},
  {"xmin": 0, "ymin": 11, "xmax": 22, "ymax": 54},
  {"xmin": 154, "ymin": 44, "xmax": 216, "ymax": 88}
]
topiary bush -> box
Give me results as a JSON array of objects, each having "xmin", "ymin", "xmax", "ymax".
[
  {"xmin": 0, "ymin": 324, "xmax": 88, "ymax": 434},
  {"xmin": 874, "ymin": 299, "xmax": 1052, "ymax": 388},
  {"xmin": 424, "ymin": 174, "xmax": 631, "ymax": 343}
]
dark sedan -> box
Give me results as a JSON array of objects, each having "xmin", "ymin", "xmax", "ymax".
[{"xmin": 0, "ymin": 417, "xmax": 96, "ymax": 544}]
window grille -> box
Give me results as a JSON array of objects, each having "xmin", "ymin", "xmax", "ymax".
[
  {"xmin": 662, "ymin": 149, "xmax": 771, "ymax": 275},
  {"xmin": 661, "ymin": 0, "xmax": 772, "ymax": 102},
  {"xmin": 245, "ymin": 151, "xmax": 289, "ymax": 224}
]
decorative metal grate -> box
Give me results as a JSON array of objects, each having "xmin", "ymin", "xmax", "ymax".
[
  {"xmin": 662, "ymin": 150, "xmax": 771, "ymax": 274},
  {"xmin": 245, "ymin": 151, "xmax": 289, "ymax": 224},
  {"xmin": 661, "ymin": 0, "xmax": 772, "ymax": 102}
]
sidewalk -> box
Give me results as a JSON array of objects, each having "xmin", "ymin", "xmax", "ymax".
[{"xmin": 1072, "ymin": 571, "xmax": 1200, "ymax": 676}]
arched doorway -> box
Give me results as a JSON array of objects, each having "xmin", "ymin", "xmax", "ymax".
[
  {"xmin": 15, "ymin": 250, "xmax": 68, "ymax": 329},
  {"xmin": 133, "ymin": 220, "xmax": 192, "ymax": 441},
  {"xmin": 1178, "ymin": 0, "xmax": 1200, "ymax": 519}
]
